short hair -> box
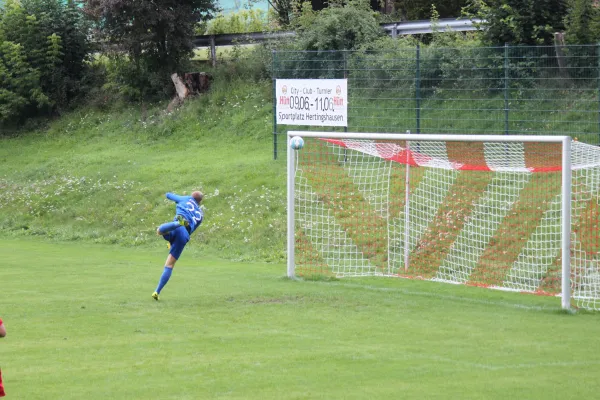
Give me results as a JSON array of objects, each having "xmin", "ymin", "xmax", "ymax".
[{"xmin": 192, "ymin": 191, "xmax": 203, "ymax": 203}]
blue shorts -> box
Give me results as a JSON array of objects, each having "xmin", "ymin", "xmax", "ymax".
[{"xmin": 163, "ymin": 226, "xmax": 190, "ymax": 260}]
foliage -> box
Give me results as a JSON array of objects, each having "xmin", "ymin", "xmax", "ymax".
[
  {"xmin": 564, "ymin": 0, "xmax": 600, "ymax": 45},
  {"xmin": 352, "ymin": 36, "xmax": 417, "ymax": 92},
  {"xmin": 83, "ymin": 0, "xmax": 218, "ymax": 100},
  {"xmin": 293, "ymin": 0, "xmax": 384, "ymax": 51},
  {"xmin": 207, "ymin": 42, "xmax": 286, "ymax": 82},
  {"xmin": 273, "ymin": 0, "xmax": 383, "ymax": 80},
  {"xmin": 100, "ymin": 55, "xmax": 176, "ymax": 102},
  {"xmin": 202, "ymin": 9, "xmax": 270, "ymax": 35},
  {"xmin": 351, "ymin": 7, "xmax": 482, "ymax": 94},
  {"xmin": 560, "ymin": 0, "xmax": 600, "ymax": 83},
  {"xmin": 464, "ymin": 0, "xmax": 568, "ymax": 45},
  {"xmin": 395, "ymin": 0, "xmax": 468, "ymax": 20},
  {"xmin": 0, "ymin": 37, "xmax": 49, "ymax": 123},
  {"xmin": 268, "ymin": 0, "xmax": 293, "ymax": 26},
  {"xmin": 0, "ymin": 0, "xmax": 91, "ymax": 126},
  {"xmin": 419, "ymin": 5, "xmax": 486, "ymax": 90}
]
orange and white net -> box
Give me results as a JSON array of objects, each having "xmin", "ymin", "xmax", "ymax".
[{"xmin": 292, "ymin": 137, "xmax": 600, "ymax": 311}]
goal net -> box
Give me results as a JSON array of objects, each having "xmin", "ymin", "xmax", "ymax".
[{"xmin": 287, "ymin": 131, "xmax": 600, "ymax": 311}]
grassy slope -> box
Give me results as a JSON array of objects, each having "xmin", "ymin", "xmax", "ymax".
[{"xmin": 0, "ymin": 79, "xmax": 286, "ymax": 262}]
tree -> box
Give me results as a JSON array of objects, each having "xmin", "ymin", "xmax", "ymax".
[
  {"xmin": 0, "ymin": 0, "xmax": 90, "ymax": 126},
  {"xmin": 83, "ymin": 0, "xmax": 217, "ymax": 98},
  {"xmin": 294, "ymin": 0, "xmax": 383, "ymax": 51},
  {"xmin": 268, "ymin": 0, "xmax": 293, "ymax": 26},
  {"xmin": 564, "ymin": 0, "xmax": 600, "ymax": 44},
  {"xmin": 396, "ymin": 0, "xmax": 468, "ymax": 20},
  {"xmin": 0, "ymin": 35, "xmax": 49, "ymax": 123},
  {"xmin": 465, "ymin": 0, "xmax": 568, "ymax": 45},
  {"xmin": 1, "ymin": 0, "xmax": 91, "ymax": 110}
]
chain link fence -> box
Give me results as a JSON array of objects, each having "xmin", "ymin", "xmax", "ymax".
[{"xmin": 272, "ymin": 45, "xmax": 600, "ymax": 159}]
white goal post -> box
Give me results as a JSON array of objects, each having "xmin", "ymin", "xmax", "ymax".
[{"xmin": 286, "ymin": 131, "xmax": 600, "ymax": 311}]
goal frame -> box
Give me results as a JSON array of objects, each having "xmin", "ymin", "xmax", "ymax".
[{"xmin": 287, "ymin": 131, "xmax": 572, "ymax": 310}]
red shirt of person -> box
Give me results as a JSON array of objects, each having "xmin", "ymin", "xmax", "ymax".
[{"xmin": 0, "ymin": 317, "xmax": 5, "ymax": 397}]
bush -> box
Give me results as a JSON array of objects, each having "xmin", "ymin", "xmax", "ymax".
[
  {"xmin": 293, "ymin": 0, "xmax": 383, "ymax": 52},
  {"xmin": 564, "ymin": 0, "xmax": 600, "ymax": 45},
  {"xmin": 101, "ymin": 55, "xmax": 175, "ymax": 102},
  {"xmin": 464, "ymin": 0, "xmax": 568, "ymax": 46},
  {"xmin": 209, "ymin": 38, "xmax": 293, "ymax": 84},
  {"xmin": 350, "ymin": 8, "xmax": 484, "ymax": 95},
  {"xmin": 275, "ymin": 0, "xmax": 384, "ymax": 80},
  {"xmin": 352, "ymin": 36, "xmax": 418, "ymax": 92}
]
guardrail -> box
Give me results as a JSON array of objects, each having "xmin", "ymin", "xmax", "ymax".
[
  {"xmin": 193, "ymin": 31, "xmax": 295, "ymax": 47},
  {"xmin": 193, "ymin": 18, "xmax": 481, "ymax": 48},
  {"xmin": 382, "ymin": 18, "xmax": 482, "ymax": 37}
]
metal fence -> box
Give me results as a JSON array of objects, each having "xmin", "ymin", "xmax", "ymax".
[{"xmin": 272, "ymin": 45, "xmax": 600, "ymax": 159}]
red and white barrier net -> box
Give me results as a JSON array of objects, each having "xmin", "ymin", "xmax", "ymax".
[{"xmin": 290, "ymin": 135, "xmax": 600, "ymax": 311}]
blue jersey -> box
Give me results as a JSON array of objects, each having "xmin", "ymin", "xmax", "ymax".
[{"xmin": 166, "ymin": 192, "xmax": 204, "ymax": 234}]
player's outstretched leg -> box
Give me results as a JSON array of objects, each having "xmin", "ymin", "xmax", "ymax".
[
  {"xmin": 157, "ymin": 222, "xmax": 179, "ymax": 235},
  {"xmin": 156, "ymin": 216, "xmax": 188, "ymax": 235}
]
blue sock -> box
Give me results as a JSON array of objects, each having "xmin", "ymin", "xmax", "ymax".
[
  {"xmin": 155, "ymin": 267, "xmax": 173, "ymax": 294},
  {"xmin": 158, "ymin": 221, "xmax": 180, "ymax": 234}
]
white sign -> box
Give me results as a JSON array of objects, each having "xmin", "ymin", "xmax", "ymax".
[{"xmin": 276, "ymin": 79, "xmax": 347, "ymax": 127}]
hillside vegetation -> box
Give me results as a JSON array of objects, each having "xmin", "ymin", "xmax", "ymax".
[{"xmin": 0, "ymin": 78, "xmax": 288, "ymax": 263}]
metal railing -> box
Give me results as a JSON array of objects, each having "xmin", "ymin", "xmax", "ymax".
[
  {"xmin": 193, "ymin": 18, "xmax": 479, "ymax": 47},
  {"xmin": 272, "ymin": 45, "xmax": 600, "ymax": 158},
  {"xmin": 382, "ymin": 18, "xmax": 482, "ymax": 37}
]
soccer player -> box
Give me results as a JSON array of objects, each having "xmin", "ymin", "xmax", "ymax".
[
  {"xmin": 152, "ymin": 191, "xmax": 204, "ymax": 301},
  {"xmin": 0, "ymin": 316, "xmax": 5, "ymax": 397}
]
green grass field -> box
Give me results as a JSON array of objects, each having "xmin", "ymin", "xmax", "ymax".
[
  {"xmin": 2, "ymin": 75, "xmax": 600, "ymax": 399},
  {"xmin": 2, "ymin": 238, "xmax": 600, "ymax": 399}
]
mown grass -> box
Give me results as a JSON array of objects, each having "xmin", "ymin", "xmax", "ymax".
[{"xmin": 2, "ymin": 238, "xmax": 600, "ymax": 400}]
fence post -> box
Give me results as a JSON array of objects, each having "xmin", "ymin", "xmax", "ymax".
[
  {"xmin": 273, "ymin": 50, "xmax": 278, "ymax": 160},
  {"xmin": 344, "ymin": 51, "xmax": 348, "ymax": 162},
  {"xmin": 210, "ymin": 35, "xmax": 217, "ymax": 68},
  {"xmin": 598, "ymin": 43, "xmax": 600, "ymax": 145},
  {"xmin": 504, "ymin": 43, "xmax": 509, "ymax": 135},
  {"xmin": 416, "ymin": 44, "xmax": 421, "ymax": 134}
]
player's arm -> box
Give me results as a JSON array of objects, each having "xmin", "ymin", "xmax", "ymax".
[
  {"xmin": 166, "ymin": 192, "xmax": 186, "ymax": 203},
  {"xmin": 0, "ymin": 318, "xmax": 6, "ymax": 337}
]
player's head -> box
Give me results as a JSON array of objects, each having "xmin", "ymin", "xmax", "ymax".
[{"xmin": 192, "ymin": 191, "xmax": 203, "ymax": 204}]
